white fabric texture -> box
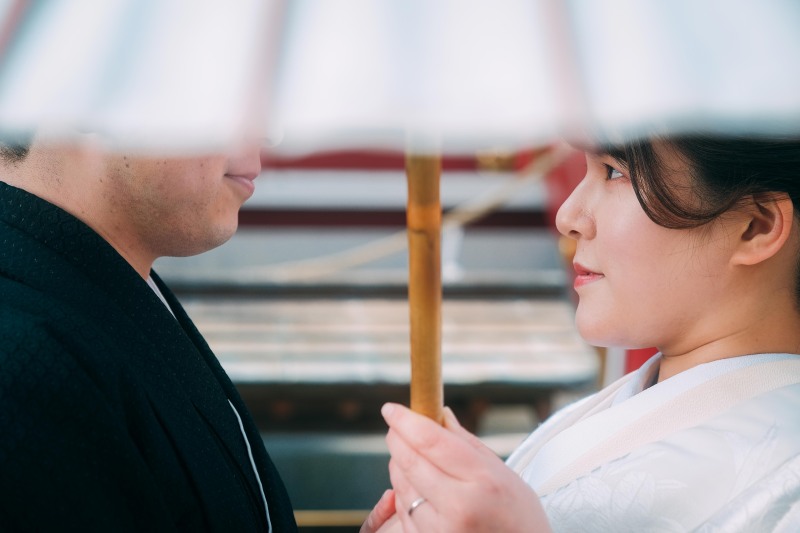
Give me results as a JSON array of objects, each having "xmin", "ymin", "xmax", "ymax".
[
  {"xmin": 145, "ymin": 276, "xmax": 175, "ymax": 317},
  {"xmin": 507, "ymin": 353, "xmax": 800, "ymax": 532}
]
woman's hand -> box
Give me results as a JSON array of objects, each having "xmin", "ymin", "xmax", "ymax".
[
  {"xmin": 380, "ymin": 403, "xmax": 551, "ymax": 532},
  {"xmin": 361, "ymin": 489, "xmax": 399, "ymax": 533}
]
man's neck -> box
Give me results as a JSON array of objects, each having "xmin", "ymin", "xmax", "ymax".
[{"xmin": 1, "ymin": 144, "xmax": 155, "ymax": 279}]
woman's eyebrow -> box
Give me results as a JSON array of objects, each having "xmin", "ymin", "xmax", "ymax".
[
  {"xmin": 595, "ymin": 147, "xmax": 628, "ymax": 166},
  {"xmin": 568, "ymin": 141, "xmax": 629, "ymax": 168},
  {"xmin": 570, "ymin": 141, "xmax": 624, "ymax": 159}
]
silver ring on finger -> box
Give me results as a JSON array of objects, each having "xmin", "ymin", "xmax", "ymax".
[{"xmin": 408, "ymin": 497, "xmax": 427, "ymax": 516}]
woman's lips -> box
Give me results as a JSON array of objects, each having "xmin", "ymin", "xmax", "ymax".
[{"xmin": 573, "ymin": 262, "xmax": 604, "ymax": 289}]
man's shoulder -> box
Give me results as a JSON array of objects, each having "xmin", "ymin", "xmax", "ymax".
[
  {"xmin": 0, "ymin": 302, "xmax": 129, "ymax": 435},
  {"xmin": 0, "ymin": 282, "xmax": 116, "ymax": 387},
  {"xmin": 0, "ymin": 276, "xmax": 69, "ymax": 341},
  {"xmin": 0, "ymin": 305, "xmax": 75, "ymax": 370}
]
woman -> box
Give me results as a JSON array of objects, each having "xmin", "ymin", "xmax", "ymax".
[{"xmin": 364, "ymin": 136, "xmax": 800, "ymax": 532}]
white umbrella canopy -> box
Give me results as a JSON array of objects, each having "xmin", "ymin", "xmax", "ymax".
[
  {"xmin": 272, "ymin": 0, "xmax": 800, "ymax": 155},
  {"xmin": 0, "ymin": 0, "xmax": 279, "ymax": 153},
  {"xmin": 0, "ymin": 0, "xmax": 798, "ymax": 154}
]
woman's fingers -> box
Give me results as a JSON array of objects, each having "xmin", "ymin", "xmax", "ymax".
[
  {"xmin": 382, "ymin": 403, "xmax": 498, "ymax": 479},
  {"xmin": 388, "ymin": 458, "xmax": 437, "ymax": 533},
  {"xmin": 382, "ymin": 402, "xmax": 552, "ymax": 532},
  {"xmin": 374, "ymin": 514, "xmax": 403, "ymax": 533},
  {"xmin": 360, "ymin": 489, "xmax": 396, "ymax": 533},
  {"xmin": 442, "ymin": 406, "xmax": 497, "ymax": 456}
]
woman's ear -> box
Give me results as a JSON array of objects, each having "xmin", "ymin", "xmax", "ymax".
[{"xmin": 732, "ymin": 194, "xmax": 795, "ymax": 266}]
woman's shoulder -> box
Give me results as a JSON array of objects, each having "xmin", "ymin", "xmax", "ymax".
[{"xmin": 541, "ymin": 387, "xmax": 800, "ymax": 531}]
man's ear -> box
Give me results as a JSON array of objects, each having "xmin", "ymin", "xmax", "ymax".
[{"xmin": 732, "ymin": 194, "xmax": 795, "ymax": 266}]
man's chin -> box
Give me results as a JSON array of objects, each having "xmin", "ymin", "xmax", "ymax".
[{"xmin": 168, "ymin": 225, "xmax": 238, "ymax": 258}]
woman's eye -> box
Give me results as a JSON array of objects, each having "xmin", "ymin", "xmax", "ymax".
[{"xmin": 604, "ymin": 165, "xmax": 624, "ymax": 180}]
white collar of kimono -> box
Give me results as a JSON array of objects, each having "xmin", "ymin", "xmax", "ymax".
[
  {"xmin": 509, "ymin": 352, "xmax": 800, "ymax": 496},
  {"xmin": 146, "ymin": 276, "xmax": 175, "ymax": 318}
]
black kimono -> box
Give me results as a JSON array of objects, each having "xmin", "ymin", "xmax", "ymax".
[{"xmin": 0, "ymin": 182, "xmax": 297, "ymax": 532}]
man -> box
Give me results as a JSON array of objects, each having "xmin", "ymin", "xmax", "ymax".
[{"xmin": 0, "ymin": 133, "xmax": 297, "ymax": 531}]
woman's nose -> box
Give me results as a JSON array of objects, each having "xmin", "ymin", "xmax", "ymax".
[{"xmin": 555, "ymin": 177, "xmax": 594, "ymax": 240}]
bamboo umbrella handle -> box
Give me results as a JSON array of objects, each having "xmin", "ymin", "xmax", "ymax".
[{"xmin": 405, "ymin": 153, "xmax": 444, "ymax": 424}]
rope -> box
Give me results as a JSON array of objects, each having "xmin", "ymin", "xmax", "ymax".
[{"xmin": 235, "ymin": 144, "xmax": 572, "ymax": 283}]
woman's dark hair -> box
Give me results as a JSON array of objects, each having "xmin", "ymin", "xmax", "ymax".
[
  {"xmin": 607, "ymin": 136, "xmax": 800, "ymax": 229},
  {"xmin": 607, "ymin": 135, "xmax": 800, "ymax": 303}
]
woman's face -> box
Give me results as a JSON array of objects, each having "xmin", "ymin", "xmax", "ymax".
[{"xmin": 555, "ymin": 143, "xmax": 738, "ymax": 353}]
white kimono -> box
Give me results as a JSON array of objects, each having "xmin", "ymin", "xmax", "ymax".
[{"xmin": 506, "ymin": 353, "xmax": 800, "ymax": 532}]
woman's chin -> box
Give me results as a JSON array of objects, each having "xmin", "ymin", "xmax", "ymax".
[
  {"xmin": 574, "ymin": 312, "xmax": 609, "ymax": 346},
  {"xmin": 575, "ymin": 321, "xmax": 631, "ymax": 350}
]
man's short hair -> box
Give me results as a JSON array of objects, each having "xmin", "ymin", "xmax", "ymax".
[{"xmin": 0, "ymin": 142, "xmax": 30, "ymax": 163}]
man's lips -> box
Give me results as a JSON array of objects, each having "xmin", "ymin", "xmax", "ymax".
[
  {"xmin": 225, "ymin": 173, "xmax": 256, "ymax": 196},
  {"xmin": 573, "ymin": 262, "xmax": 604, "ymax": 289}
]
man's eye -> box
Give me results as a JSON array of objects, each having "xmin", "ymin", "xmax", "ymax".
[{"xmin": 605, "ymin": 165, "xmax": 624, "ymax": 180}]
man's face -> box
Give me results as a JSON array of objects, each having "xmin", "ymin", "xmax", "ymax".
[{"xmin": 102, "ymin": 143, "xmax": 261, "ymax": 261}]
